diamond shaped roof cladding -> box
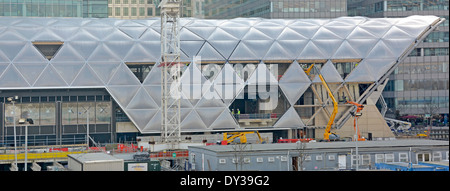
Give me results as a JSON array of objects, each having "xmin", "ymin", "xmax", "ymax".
[
  {"xmin": 0, "ymin": 16, "xmax": 441, "ymax": 133},
  {"xmin": 312, "ymin": 61, "xmax": 344, "ymax": 83},
  {"xmin": 279, "ymin": 61, "xmax": 311, "ymax": 105},
  {"xmin": 274, "ymin": 106, "xmax": 305, "ymax": 128}
]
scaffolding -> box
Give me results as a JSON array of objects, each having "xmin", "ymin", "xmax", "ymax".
[{"xmin": 159, "ymin": 0, "xmax": 182, "ymax": 144}]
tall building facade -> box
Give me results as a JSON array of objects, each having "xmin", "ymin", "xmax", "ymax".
[
  {"xmin": 0, "ymin": 0, "xmax": 108, "ymax": 18},
  {"xmin": 202, "ymin": 0, "xmax": 347, "ymax": 19},
  {"xmin": 348, "ymin": 0, "xmax": 449, "ymax": 119},
  {"xmin": 107, "ymin": 0, "xmax": 203, "ymax": 19}
]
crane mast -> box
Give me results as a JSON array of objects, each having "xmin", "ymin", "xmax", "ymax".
[{"xmin": 159, "ymin": 0, "xmax": 182, "ymax": 143}]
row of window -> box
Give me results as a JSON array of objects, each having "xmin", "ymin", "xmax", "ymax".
[
  {"xmin": 396, "ymin": 96, "xmax": 449, "ymax": 109},
  {"xmin": 388, "ymin": 79, "xmax": 449, "ymax": 92},
  {"xmin": 216, "ymin": 151, "xmax": 449, "ymax": 165},
  {"xmin": 386, "ymin": 0, "xmax": 449, "ymax": 11},
  {"xmin": 395, "ymin": 62, "xmax": 449, "ymax": 75},
  {"xmin": 409, "ymin": 48, "xmax": 449, "ymax": 57},
  {"xmin": 272, "ymin": 0, "xmax": 347, "ymax": 13},
  {"xmin": 0, "ymin": 95, "xmax": 111, "ymax": 103},
  {"xmin": 108, "ymin": 0, "xmax": 149, "ymax": 4},
  {"xmin": 0, "ymin": 0, "xmax": 108, "ymax": 18},
  {"xmin": 3, "ymin": 101, "xmax": 112, "ymax": 127},
  {"xmin": 109, "ymin": 6, "xmax": 149, "ymax": 16},
  {"xmin": 424, "ymin": 32, "xmax": 449, "ymax": 43}
]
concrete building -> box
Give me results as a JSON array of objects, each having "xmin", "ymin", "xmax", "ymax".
[{"xmin": 187, "ymin": 139, "xmax": 449, "ymax": 171}]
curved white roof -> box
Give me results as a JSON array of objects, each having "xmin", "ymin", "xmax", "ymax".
[{"xmin": 0, "ymin": 16, "xmax": 442, "ymax": 133}]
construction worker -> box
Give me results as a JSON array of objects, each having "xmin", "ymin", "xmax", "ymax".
[
  {"xmin": 236, "ymin": 109, "xmax": 240, "ymax": 120},
  {"xmin": 231, "ymin": 109, "xmax": 234, "ymax": 115}
]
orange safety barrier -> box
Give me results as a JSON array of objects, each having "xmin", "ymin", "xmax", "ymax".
[
  {"xmin": 277, "ymin": 138, "xmax": 314, "ymax": 143},
  {"xmin": 149, "ymin": 150, "xmax": 189, "ymax": 158}
]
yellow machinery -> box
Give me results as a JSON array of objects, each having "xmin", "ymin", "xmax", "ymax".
[
  {"xmin": 304, "ymin": 64, "xmax": 339, "ymax": 141},
  {"xmin": 221, "ymin": 131, "xmax": 265, "ymax": 145}
]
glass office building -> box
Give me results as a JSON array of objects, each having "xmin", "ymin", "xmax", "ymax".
[
  {"xmin": 348, "ymin": 0, "xmax": 449, "ymax": 118},
  {"xmin": 202, "ymin": 0, "xmax": 347, "ymax": 19},
  {"xmin": 107, "ymin": 0, "xmax": 203, "ymax": 19},
  {"xmin": 0, "ymin": 0, "xmax": 108, "ymax": 18}
]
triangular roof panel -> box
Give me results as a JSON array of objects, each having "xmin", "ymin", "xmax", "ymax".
[
  {"xmin": 70, "ymin": 64, "xmax": 104, "ymax": 87},
  {"xmin": 197, "ymin": 42, "xmax": 226, "ymax": 61},
  {"xmin": 13, "ymin": 62, "xmax": 47, "ymax": 86},
  {"xmin": 52, "ymin": 62, "xmax": 85, "ymax": 85},
  {"xmin": 127, "ymin": 87, "xmax": 159, "ymax": 110},
  {"xmin": 274, "ymin": 106, "xmax": 305, "ymax": 128},
  {"xmin": 0, "ymin": 64, "xmax": 30, "ymax": 87},
  {"xmin": 126, "ymin": 109, "xmax": 158, "ymax": 130},
  {"xmin": 33, "ymin": 64, "xmax": 68, "ymax": 87}
]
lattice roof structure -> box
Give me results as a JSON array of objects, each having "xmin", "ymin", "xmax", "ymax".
[{"xmin": 0, "ymin": 16, "xmax": 443, "ymax": 133}]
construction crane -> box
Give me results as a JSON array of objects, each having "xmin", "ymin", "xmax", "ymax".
[
  {"xmin": 304, "ymin": 64, "xmax": 339, "ymax": 141},
  {"xmin": 220, "ymin": 131, "xmax": 266, "ymax": 145},
  {"xmin": 159, "ymin": 0, "xmax": 182, "ymax": 143},
  {"xmin": 346, "ymin": 101, "xmax": 366, "ymax": 141}
]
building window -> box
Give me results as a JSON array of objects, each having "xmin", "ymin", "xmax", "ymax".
[
  {"xmin": 115, "ymin": 7, "xmax": 121, "ymax": 16},
  {"xmin": 375, "ymin": 154, "xmax": 384, "ymax": 163},
  {"xmin": 219, "ymin": 159, "xmax": 226, "ymax": 164},
  {"xmin": 433, "ymin": 152, "xmax": 442, "ymax": 162},
  {"xmin": 316, "ymin": 155, "xmax": 323, "ymax": 161},
  {"xmin": 385, "ymin": 154, "xmax": 394, "ymax": 163},
  {"xmin": 424, "ymin": 48, "xmax": 449, "ymax": 56},
  {"xmin": 244, "ymin": 157, "xmax": 251, "ymax": 163},
  {"xmin": 399, "ymin": 153, "xmax": 409, "ymax": 162},
  {"xmin": 148, "ymin": 7, "xmax": 153, "ymax": 16},
  {"xmin": 408, "ymin": 48, "xmax": 421, "ymax": 57},
  {"xmin": 123, "ymin": 7, "xmax": 129, "ymax": 16},
  {"xmin": 417, "ymin": 153, "xmax": 431, "ymax": 162},
  {"xmin": 131, "ymin": 7, "xmax": 137, "ymax": 16},
  {"xmin": 351, "ymin": 155, "xmax": 359, "ymax": 167},
  {"xmin": 139, "ymin": 7, "xmax": 145, "ymax": 16},
  {"xmin": 361, "ymin": 154, "xmax": 371, "ymax": 165},
  {"xmin": 304, "ymin": 155, "xmax": 311, "ymax": 161},
  {"xmin": 268, "ymin": 157, "xmax": 275, "ymax": 163},
  {"xmin": 328, "ymin": 155, "xmax": 335, "ymax": 161},
  {"xmin": 257, "ymin": 157, "xmax": 263, "ymax": 163}
]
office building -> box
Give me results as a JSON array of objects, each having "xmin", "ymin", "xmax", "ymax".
[
  {"xmin": 107, "ymin": 0, "xmax": 203, "ymax": 19},
  {"xmin": 202, "ymin": 0, "xmax": 347, "ymax": 19},
  {"xmin": 0, "ymin": 0, "xmax": 108, "ymax": 18}
]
